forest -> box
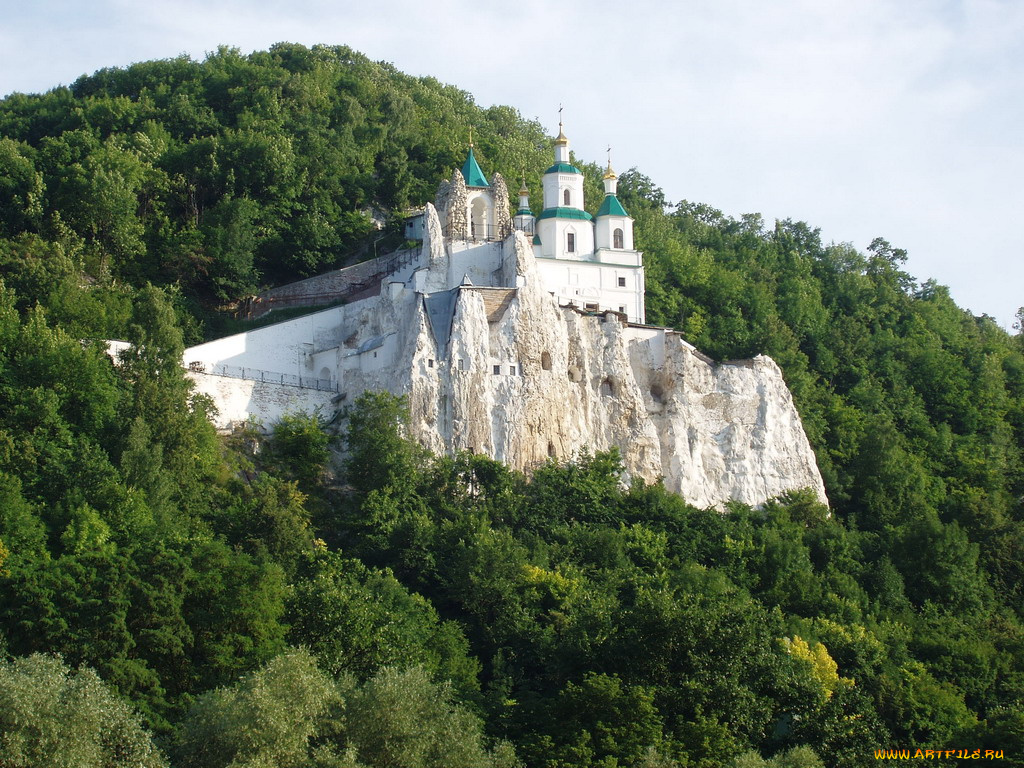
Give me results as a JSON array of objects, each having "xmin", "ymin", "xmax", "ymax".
[{"xmin": 1, "ymin": 43, "xmax": 1023, "ymax": 768}]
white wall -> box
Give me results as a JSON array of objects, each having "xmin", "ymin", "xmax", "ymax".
[
  {"xmin": 182, "ymin": 295, "xmax": 389, "ymax": 375},
  {"xmin": 534, "ymin": 258, "xmax": 645, "ymax": 323},
  {"xmin": 188, "ymin": 372, "xmax": 336, "ymax": 432}
]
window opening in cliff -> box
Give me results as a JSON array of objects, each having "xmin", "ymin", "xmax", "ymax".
[
  {"xmin": 493, "ymin": 365, "xmax": 501, "ymax": 375},
  {"xmin": 614, "ymin": 228, "xmax": 624, "ymax": 248},
  {"xmin": 601, "ymin": 378, "xmax": 615, "ymax": 396},
  {"xmin": 548, "ymin": 441, "xmax": 556, "ymax": 458},
  {"xmin": 650, "ymin": 383, "xmax": 665, "ymax": 403},
  {"xmin": 509, "ymin": 365, "xmax": 516, "ymax": 375},
  {"xmin": 428, "ymin": 359, "xmax": 434, "ymax": 368},
  {"xmin": 541, "ymin": 351, "xmax": 552, "ymax": 370},
  {"xmin": 458, "ymin": 358, "xmax": 466, "ymax": 371}
]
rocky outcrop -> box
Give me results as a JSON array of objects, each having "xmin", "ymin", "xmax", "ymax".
[
  {"xmin": 491, "ymin": 172, "xmax": 512, "ymax": 240},
  {"xmin": 404, "ymin": 231, "xmax": 827, "ymax": 509},
  {"xmin": 443, "ymin": 170, "xmax": 467, "ymax": 239}
]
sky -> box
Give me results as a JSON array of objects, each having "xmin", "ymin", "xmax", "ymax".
[{"xmin": 2, "ymin": 0, "xmax": 1022, "ymax": 328}]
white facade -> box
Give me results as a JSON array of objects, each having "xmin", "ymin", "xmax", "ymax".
[{"xmin": 518, "ymin": 124, "xmax": 646, "ymax": 323}]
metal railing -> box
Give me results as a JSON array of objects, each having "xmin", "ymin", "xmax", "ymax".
[
  {"xmin": 441, "ymin": 222, "xmax": 514, "ymax": 242},
  {"xmin": 244, "ymin": 247, "xmax": 422, "ymax": 320},
  {"xmin": 202, "ymin": 363, "xmax": 338, "ymax": 392}
]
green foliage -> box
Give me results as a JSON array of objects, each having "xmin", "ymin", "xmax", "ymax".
[
  {"xmin": 267, "ymin": 410, "xmax": 332, "ymax": 489},
  {"xmin": 286, "ymin": 550, "xmax": 480, "ymax": 697},
  {"xmin": 0, "ymin": 653, "xmax": 166, "ymax": 767},
  {"xmin": 0, "ymin": 43, "xmax": 551, "ymax": 320},
  {"xmin": 172, "ymin": 651, "xmax": 517, "ymax": 768},
  {"xmin": 343, "ymin": 391, "xmax": 425, "ymax": 495},
  {"xmin": 171, "ymin": 648, "xmax": 342, "ymax": 768}
]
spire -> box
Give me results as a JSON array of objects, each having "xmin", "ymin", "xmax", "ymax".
[
  {"xmin": 460, "ymin": 131, "xmax": 489, "ymax": 188},
  {"xmin": 554, "ymin": 104, "xmax": 569, "ymax": 146},
  {"xmin": 603, "ymin": 145, "xmax": 617, "ymax": 180},
  {"xmin": 553, "ymin": 105, "xmax": 570, "ymax": 164},
  {"xmin": 601, "ymin": 144, "xmax": 620, "ymax": 200},
  {"xmin": 516, "ymin": 173, "xmax": 531, "ymax": 215}
]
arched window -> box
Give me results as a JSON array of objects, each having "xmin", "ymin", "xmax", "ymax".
[
  {"xmin": 567, "ymin": 232, "xmax": 576, "ymax": 252},
  {"xmin": 613, "ymin": 228, "xmax": 624, "ymax": 249},
  {"xmin": 563, "ymin": 189, "xmax": 571, "ymax": 206}
]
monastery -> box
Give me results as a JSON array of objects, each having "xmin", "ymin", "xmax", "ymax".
[{"xmin": 182, "ymin": 124, "xmax": 827, "ymax": 509}]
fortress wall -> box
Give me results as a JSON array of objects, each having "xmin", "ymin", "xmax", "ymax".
[{"xmin": 183, "ymin": 302, "xmax": 369, "ymax": 375}]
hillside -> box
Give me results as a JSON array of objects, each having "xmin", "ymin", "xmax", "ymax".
[{"xmin": 1, "ymin": 43, "xmax": 1023, "ymax": 768}]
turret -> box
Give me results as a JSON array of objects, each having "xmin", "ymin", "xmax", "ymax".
[
  {"xmin": 594, "ymin": 156, "xmax": 634, "ymax": 251},
  {"xmin": 460, "ymin": 131, "xmax": 494, "ymax": 240},
  {"xmin": 537, "ymin": 115, "xmax": 593, "ymax": 259},
  {"xmin": 513, "ymin": 177, "xmax": 535, "ymax": 235}
]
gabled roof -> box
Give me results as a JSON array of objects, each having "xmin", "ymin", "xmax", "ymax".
[
  {"xmin": 596, "ymin": 194, "xmax": 629, "ymax": 218},
  {"xmin": 461, "ymin": 147, "xmax": 490, "ymax": 188}
]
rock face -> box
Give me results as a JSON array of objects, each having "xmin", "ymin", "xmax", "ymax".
[
  {"xmin": 184, "ymin": 205, "xmax": 827, "ymax": 509},
  {"xmin": 403, "ymin": 228, "xmax": 827, "ymax": 509}
]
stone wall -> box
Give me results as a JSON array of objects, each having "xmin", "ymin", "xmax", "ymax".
[{"xmin": 188, "ymin": 372, "xmax": 337, "ymax": 432}]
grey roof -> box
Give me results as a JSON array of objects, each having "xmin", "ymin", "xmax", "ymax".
[
  {"xmin": 423, "ymin": 288, "xmax": 460, "ymax": 353},
  {"xmin": 357, "ymin": 334, "xmax": 390, "ymax": 354}
]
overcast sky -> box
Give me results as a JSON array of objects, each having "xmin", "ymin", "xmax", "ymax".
[{"xmin": 3, "ymin": 0, "xmax": 1021, "ymax": 328}]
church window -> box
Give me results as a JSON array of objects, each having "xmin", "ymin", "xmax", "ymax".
[
  {"xmin": 563, "ymin": 189, "xmax": 571, "ymax": 206},
  {"xmin": 567, "ymin": 232, "xmax": 576, "ymax": 252},
  {"xmin": 619, "ymin": 306, "xmax": 626, "ymax": 314},
  {"xmin": 617, "ymin": 276, "xmax": 626, "ymax": 287},
  {"xmin": 614, "ymin": 228, "xmax": 624, "ymax": 248}
]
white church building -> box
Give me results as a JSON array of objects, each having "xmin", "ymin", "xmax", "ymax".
[{"xmin": 430, "ymin": 120, "xmax": 645, "ymax": 322}]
